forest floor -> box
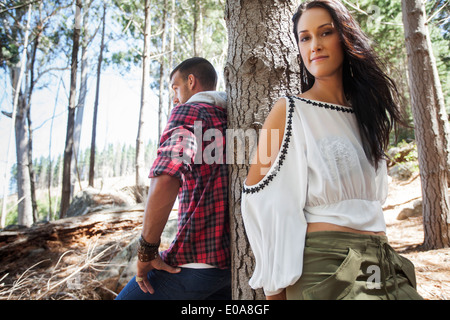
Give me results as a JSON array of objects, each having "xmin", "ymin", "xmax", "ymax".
[
  {"xmin": 0, "ymin": 172, "xmax": 449, "ymax": 300},
  {"xmin": 383, "ymin": 173, "xmax": 450, "ymax": 300}
]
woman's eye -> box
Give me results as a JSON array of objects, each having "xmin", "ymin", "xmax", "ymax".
[{"xmin": 300, "ymin": 36, "xmax": 310, "ymax": 42}]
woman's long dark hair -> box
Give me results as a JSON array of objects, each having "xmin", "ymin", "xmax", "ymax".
[{"xmin": 292, "ymin": 0, "xmax": 405, "ymax": 167}]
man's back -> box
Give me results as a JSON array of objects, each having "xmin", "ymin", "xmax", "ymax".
[{"xmin": 149, "ymin": 92, "xmax": 230, "ymax": 269}]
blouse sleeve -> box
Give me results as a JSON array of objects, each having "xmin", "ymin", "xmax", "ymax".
[
  {"xmin": 241, "ymin": 96, "xmax": 308, "ymax": 296},
  {"xmin": 375, "ymin": 160, "xmax": 388, "ymax": 205}
]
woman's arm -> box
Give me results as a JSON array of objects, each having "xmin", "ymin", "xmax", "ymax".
[
  {"xmin": 245, "ymin": 98, "xmax": 288, "ymax": 300},
  {"xmin": 246, "ymin": 98, "xmax": 287, "ymax": 186},
  {"xmin": 266, "ymin": 289, "xmax": 287, "ymax": 300}
]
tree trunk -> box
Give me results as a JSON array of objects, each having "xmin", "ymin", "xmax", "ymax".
[
  {"xmin": 89, "ymin": 3, "xmax": 107, "ymax": 188},
  {"xmin": 15, "ymin": 94, "xmax": 33, "ymax": 227},
  {"xmin": 167, "ymin": 0, "xmax": 175, "ymax": 117},
  {"xmin": 225, "ymin": 0, "xmax": 301, "ymax": 299},
  {"xmin": 3, "ymin": 4, "xmax": 34, "ymax": 228},
  {"xmin": 72, "ymin": 0, "xmax": 92, "ymax": 193},
  {"xmin": 192, "ymin": 0, "xmax": 203, "ymax": 57},
  {"xmin": 401, "ymin": 0, "xmax": 450, "ymax": 249},
  {"xmin": 60, "ymin": 0, "xmax": 83, "ymax": 218},
  {"xmin": 26, "ymin": 100, "xmax": 38, "ymax": 223},
  {"xmin": 47, "ymin": 78, "xmax": 64, "ymax": 221},
  {"xmin": 158, "ymin": 0, "xmax": 168, "ymax": 139},
  {"xmin": 135, "ymin": 0, "xmax": 152, "ymax": 202},
  {"xmin": 26, "ymin": 11, "xmax": 43, "ymax": 224}
]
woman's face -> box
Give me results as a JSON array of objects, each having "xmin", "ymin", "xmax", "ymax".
[{"xmin": 296, "ymin": 7, "xmax": 344, "ymax": 81}]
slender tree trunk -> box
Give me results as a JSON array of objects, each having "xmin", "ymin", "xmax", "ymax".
[
  {"xmin": 402, "ymin": 0, "xmax": 450, "ymax": 249},
  {"xmin": 193, "ymin": 1, "xmax": 198, "ymax": 57},
  {"xmin": 192, "ymin": 1, "xmax": 203, "ymax": 57},
  {"xmin": 72, "ymin": 0, "xmax": 92, "ymax": 193},
  {"xmin": 1, "ymin": 4, "xmax": 33, "ymax": 228},
  {"xmin": 26, "ymin": 13, "xmax": 42, "ymax": 223},
  {"xmin": 135, "ymin": 0, "xmax": 152, "ymax": 202},
  {"xmin": 158, "ymin": 0, "xmax": 168, "ymax": 139},
  {"xmin": 225, "ymin": 0, "xmax": 301, "ymax": 299},
  {"xmin": 26, "ymin": 100, "xmax": 38, "ymax": 223},
  {"xmin": 167, "ymin": 0, "xmax": 175, "ymax": 117},
  {"xmin": 15, "ymin": 94, "xmax": 33, "ymax": 227},
  {"xmin": 60, "ymin": 0, "xmax": 83, "ymax": 218},
  {"xmin": 89, "ymin": 3, "xmax": 106, "ymax": 188},
  {"xmin": 48, "ymin": 77, "xmax": 63, "ymax": 221}
]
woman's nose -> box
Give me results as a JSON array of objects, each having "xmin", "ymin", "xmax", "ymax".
[{"xmin": 311, "ymin": 37, "xmax": 323, "ymax": 52}]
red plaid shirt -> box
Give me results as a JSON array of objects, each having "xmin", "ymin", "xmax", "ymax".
[{"xmin": 149, "ymin": 101, "xmax": 230, "ymax": 269}]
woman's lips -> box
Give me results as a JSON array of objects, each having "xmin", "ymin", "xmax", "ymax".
[{"xmin": 311, "ymin": 56, "xmax": 328, "ymax": 62}]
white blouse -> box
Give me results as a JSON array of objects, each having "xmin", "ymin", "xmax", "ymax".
[{"xmin": 241, "ymin": 96, "xmax": 388, "ymax": 296}]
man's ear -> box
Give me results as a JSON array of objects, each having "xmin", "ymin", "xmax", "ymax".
[{"xmin": 187, "ymin": 74, "xmax": 196, "ymax": 90}]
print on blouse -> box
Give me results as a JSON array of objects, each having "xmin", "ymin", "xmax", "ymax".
[{"xmin": 318, "ymin": 136, "xmax": 359, "ymax": 181}]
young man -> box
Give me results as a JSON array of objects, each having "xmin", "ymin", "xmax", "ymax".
[{"xmin": 116, "ymin": 57, "xmax": 230, "ymax": 300}]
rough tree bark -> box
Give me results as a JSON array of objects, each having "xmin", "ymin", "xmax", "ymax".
[
  {"xmin": 225, "ymin": 0, "xmax": 301, "ymax": 300},
  {"xmin": 401, "ymin": 0, "xmax": 450, "ymax": 249}
]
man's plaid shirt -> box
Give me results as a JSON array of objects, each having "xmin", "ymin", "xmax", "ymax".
[{"xmin": 149, "ymin": 100, "xmax": 230, "ymax": 269}]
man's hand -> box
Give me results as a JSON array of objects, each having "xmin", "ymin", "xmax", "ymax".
[
  {"xmin": 136, "ymin": 174, "xmax": 181, "ymax": 294},
  {"xmin": 136, "ymin": 256, "xmax": 181, "ymax": 294}
]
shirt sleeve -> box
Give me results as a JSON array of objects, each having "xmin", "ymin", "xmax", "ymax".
[{"xmin": 149, "ymin": 104, "xmax": 202, "ymax": 181}]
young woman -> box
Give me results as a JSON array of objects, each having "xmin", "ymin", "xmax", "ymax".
[{"xmin": 241, "ymin": 0, "xmax": 423, "ymax": 300}]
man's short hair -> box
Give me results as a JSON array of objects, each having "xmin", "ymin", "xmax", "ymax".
[{"xmin": 170, "ymin": 57, "xmax": 217, "ymax": 90}]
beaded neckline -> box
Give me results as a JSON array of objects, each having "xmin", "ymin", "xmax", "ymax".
[
  {"xmin": 242, "ymin": 96, "xmax": 296, "ymax": 195},
  {"xmin": 293, "ymin": 96, "xmax": 354, "ymax": 113}
]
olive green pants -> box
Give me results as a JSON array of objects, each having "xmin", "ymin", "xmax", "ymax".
[{"xmin": 286, "ymin": 231, "xmax": 423, "ymax": 300}]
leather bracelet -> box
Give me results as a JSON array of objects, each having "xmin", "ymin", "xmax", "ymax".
[
  {"xmin": 139, "ymin": 235, "xmax": 160, "ymax": 248},
  {"xmin": 137, "ymin": 236, "xmax": 160, "ymax": 262}
]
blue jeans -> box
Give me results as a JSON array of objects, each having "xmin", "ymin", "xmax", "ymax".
[{"xmin": 115, "ymin": 267, "xmax": 231, "ymax": 300}]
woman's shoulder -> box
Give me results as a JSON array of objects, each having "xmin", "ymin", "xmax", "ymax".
[{"xmin": 262, "ymin": 97, "xmax": 288, "ymax": 131}]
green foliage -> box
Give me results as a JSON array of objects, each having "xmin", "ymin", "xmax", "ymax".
[
  {"xmin": 388, "ymin": 140, "xmax": 419, "ymax": 174},
  {"xmin": 109, "ymin": 0, "xmax": 227, "ymax": 84},
  {"xmin": 111, "ymin": 51, "xmax": 141, "ymax": 70},
  {"xmin": 3, "ymin": 201, "xmax": 18, "ymax": 226},
  {"xmin": 2, "ymin": 195, "xmax": 62, "ymax": 226},
  {"xmin": 344, "ymin": 0, "xmax": 450, "ymax": 143},
  {"xmin": 426, "ymin": 1, "xmax": 450, "ymax": 108},
  {"xmin": 393, "ymin": 140, "xmax": 418, "ymax": 163},
  {"xmin": 0, "ymin": 28, "xmax": 19, "ymax": 68},
  {"xmin": 344, "ymin": 1, "xmax": 410, "ymax": 143}
]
